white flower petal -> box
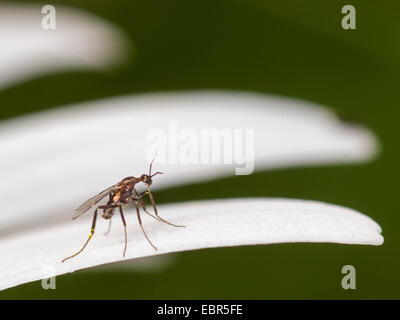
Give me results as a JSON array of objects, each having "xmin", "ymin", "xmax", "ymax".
[
  {"xmin": 0, "ymin": 91, "xmax": 378, "ymax": 231},
  {"xmin": 0, "ymin": 3, "xmax": 128, "ymax": 89},
  {"xmin": 91, "ymin": 255, "xmax": 177, "ymax": 272},
  {"xmin": 0, "ymin": 198, "xmax": 383, "ymax": 291}
]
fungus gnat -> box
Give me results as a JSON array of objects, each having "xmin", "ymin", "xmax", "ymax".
[{"xmin": 61, "ymin": 161, "xmax": 183, "ymax": 263}]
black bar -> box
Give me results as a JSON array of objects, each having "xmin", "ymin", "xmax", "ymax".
[{"xmin": 0, "ymin": 300, "xmax": 397, "ymax": 318}]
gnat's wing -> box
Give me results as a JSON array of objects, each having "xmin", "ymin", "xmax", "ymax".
[{"xmin": 72, "ymin": 184, "xmax": 118, "ymax": 219}]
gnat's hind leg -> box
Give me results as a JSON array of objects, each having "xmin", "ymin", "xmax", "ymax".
[
  {"xmin": 62, "ymin": 208, "xmax": 98, "ymax": 263},
  {"xmin": 104, "ymin": 217, "xmax": 112, "ymax": 236}
]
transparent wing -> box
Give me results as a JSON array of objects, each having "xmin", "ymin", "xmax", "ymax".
[{"xmin": 72, "ymin": 184, "xmax": 118, "ymax": 219}]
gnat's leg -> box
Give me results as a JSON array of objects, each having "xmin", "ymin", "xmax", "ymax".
[
  {"xmin": 134, "ymin": 201, "xmax": 158, "ymax": 250},
  {"xmin": 98, "ymin": 205, "xmax": 126, "ymax": 256},
  {"xmin": 103, "ymin": 195, "xmax": 114, "ymax": 236},
  {"xmin": 118, "ymin": 206, "xmax": 128, "ymax": 257},
  {"xmin": 140, "ymin": 193, "xmax": 184, "ymax": 228},
  {"xmin": 132, "ymin": 189, "xmax": 160, "ymax": 221},
  {"xmin": 62, "ymin": 209, "xmax": 98, "ymax": 263},
  {"xmin": 133, "ymin": 188, "xmax": 184, "ymax": 228},
  {"xmin": 100, "ymin": 204, "xmax": 120, "ymax": 236},
  {"xmin": 104, "ymin": 218, "xmax": 112, "ymax": 236}
]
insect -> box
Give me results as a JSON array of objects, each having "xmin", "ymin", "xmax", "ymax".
[{"xmin": 61, "ymin": 161, "xmax": 183, "ymax": 263}]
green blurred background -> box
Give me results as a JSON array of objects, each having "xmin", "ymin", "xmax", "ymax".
[{"xmin": 0, "ymin": 0, "xmax": 399, "ymax": 299}]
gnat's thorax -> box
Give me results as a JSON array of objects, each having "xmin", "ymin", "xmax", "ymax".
[
  {"xmin": 120, "ymin": 176, "xmax": 139, "ymax": 186},
  {"xmin": 117, "ymin": 177, "xmax": 138, "ymax": 192},
  {"xmin": 111, "ymin": 190, "xmax": 132, "ymax": 205}
]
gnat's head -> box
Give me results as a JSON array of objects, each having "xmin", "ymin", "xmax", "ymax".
[{"xmin": 140, "ymin": 159, "xmax": 163, "ymax": 187}]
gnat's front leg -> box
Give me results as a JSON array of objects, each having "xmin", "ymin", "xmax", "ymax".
[{"xmin": 133, "ymin": 188, "xmax": 184, "ymax": 228}]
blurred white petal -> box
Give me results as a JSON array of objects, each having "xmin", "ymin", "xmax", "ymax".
[
  {"xmin": 0, "ymin": 198, "xmax": 383, "ymax": 291},
  {"xmin": 0, "ymin": 3, "xmax": 128, "ymax": 89},
  {"xmin": 0, "ymin": 91, "xmax": 378, "ymax": 231}
]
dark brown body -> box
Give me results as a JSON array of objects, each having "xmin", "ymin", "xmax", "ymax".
[
  {"xmin": 103, "ymin": 177, "xmax": 138, "ymax": 215},
  {"xmin": 62, "ymin": 162, "xmax": 183, "ymax": 263}
]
